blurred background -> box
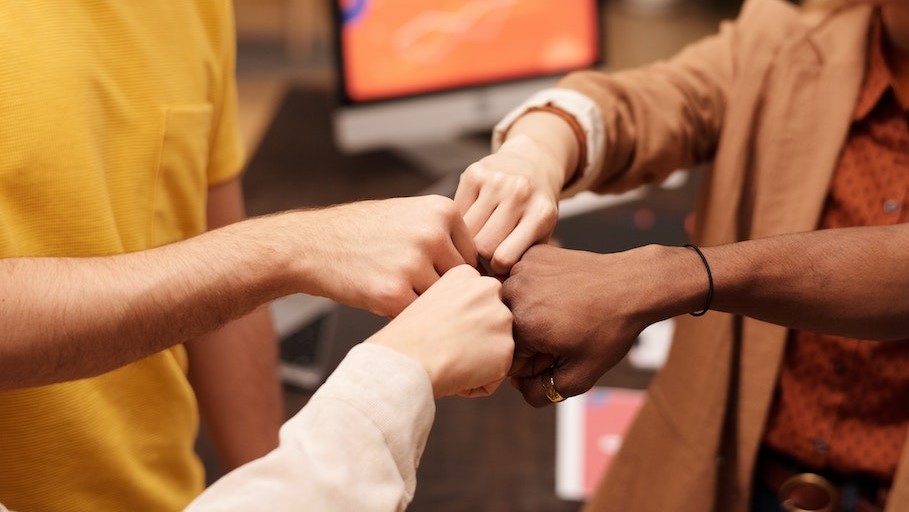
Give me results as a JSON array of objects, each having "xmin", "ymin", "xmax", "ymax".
[{"xmin": 201, "ymin": 1, "xmax": 743, "ymax": 510}]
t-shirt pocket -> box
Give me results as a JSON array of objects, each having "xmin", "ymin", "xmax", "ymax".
[{"xmin": 150, "ymin": 104, "xmax": 213, "ymax": 247}]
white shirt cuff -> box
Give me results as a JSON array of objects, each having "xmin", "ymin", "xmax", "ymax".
[{"xmin": 492, "ymin": 88, "xmax": 605, "ymax": 198}]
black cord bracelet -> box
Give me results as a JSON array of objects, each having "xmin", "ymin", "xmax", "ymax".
[{"xmin": 683, "ymin": 244, "xmax": 713, "ymax": 317}]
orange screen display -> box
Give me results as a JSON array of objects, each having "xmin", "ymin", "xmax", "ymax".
[{"xmin": 338, "ymin": 0, "xmax": 600, "ymax": 103}]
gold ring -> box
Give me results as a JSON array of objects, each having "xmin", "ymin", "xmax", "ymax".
[{"xmin": 541, "ymin": 369, "xmax": 565, "ymax": 403}]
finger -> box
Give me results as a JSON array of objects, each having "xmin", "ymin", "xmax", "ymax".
[
  {"xmin": 412, "ymin": 263, "xmax": 442, "ymax": 296},
  {"xmin": 507, "ymin": 343, "xmax": 535, "ymax": 376},
  {"xmin": 453, "ymin": 173, "xmax": 481, "ymax": 216},
  {"xmin": 462, "ymin": 188, "xmax": 499, "ymax": 236},
  {"xmin": 481, "ymin": 376, "xmax": 507, "ymax": 395},
  {"xmin": 489, "ymin": 217, "xmax": 551, "ymax": 275},
  {"xmin": 449, "ymin": 216, "xmax": 479, "ymax": 268},
  {"xmin": 458, "ymin": 377, "xmax": 507, "ymax": 398},
  {"xmin": 441, "ymin": 263, "xmax": 480, "ymax": 280},
  {"xmin": 518, "ymin": 361, "xmax": 598, "ymax": 407},
  {"xmin": 458, "ymin": 388, "xmax": 490, "ymax": 398},
  {"xmin": 474, "ymin": 203, "xmax": 522, "ymax": 264},
  {"xmin": 509, "ymin": 352, "xmax": 556, "ymax": 378},
  {"xmin": 433, "ymin": 239, "xmax": 469, "ymax": 275},
  {"xmin": 514, "ymin": 374, "xmax": 557, "ymax": 408}
]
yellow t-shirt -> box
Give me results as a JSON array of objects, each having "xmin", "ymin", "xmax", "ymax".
[{"xmin": 0, "ymin": 2, "xmax": 244, "ymax": 511}]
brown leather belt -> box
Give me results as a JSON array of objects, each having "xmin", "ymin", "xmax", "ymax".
[{"xmin": 758, "ymin": 451, "xmax": 889, "ymax": 512}]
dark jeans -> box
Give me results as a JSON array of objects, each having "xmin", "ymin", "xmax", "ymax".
[{"xmin": 751, "ymin": 480, "xmax": 783, "ymax": 512}]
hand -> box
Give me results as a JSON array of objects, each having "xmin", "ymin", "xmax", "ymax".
[
  {"xmin": 290, "ymin": 195, "xmax": 478, "ymax": 318},
  {"xmin": 503, "ymin": 244, "xmax": 698, "ymax": 407},
  {"xmin": 367, "ymin": 265, "xmax": 514, "ymax": 399},
  {"xmin": 454, "ymin": 133, "xmax": 565, "ymax": 275}
]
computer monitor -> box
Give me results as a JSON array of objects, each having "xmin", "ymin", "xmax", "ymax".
[{"xmin": 331, "ymin": 0, "xmax": 602, "ymax": 168}]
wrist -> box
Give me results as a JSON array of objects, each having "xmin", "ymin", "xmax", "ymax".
[
  {"xmin": 255, "ymin": 210, "xmax": 320, "ymax": 296},
  {"xmin": 630, "ymin": 245, "xmax": 712, "ymax": 320},
  {"xmin": 503, "ymin": 111, "xmax": 580, "ymax": 189},
  {"xmin": 364, "ymin": 333, "xmax": 444, "ymax": 399}
]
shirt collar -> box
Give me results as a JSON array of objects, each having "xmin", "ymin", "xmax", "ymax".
[{"xmin": 853, "ymin": 11, "xmax": 901, "ymax": 120}]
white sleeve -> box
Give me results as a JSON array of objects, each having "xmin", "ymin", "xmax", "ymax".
[
  {"xmin": 492, "ymin": 88, "xmax": 606, "ymax": 198},
  {"xmin": 185, "ymin": 343, "xmax": 436, "ymax": 512}
]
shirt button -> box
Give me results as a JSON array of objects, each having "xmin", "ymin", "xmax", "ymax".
[
  {"xmin": 812, "ymin": 437, "xmax": 829, "ymax": 454},
  {"xmin": 884, "ymin": 199, "xmax": 901, "ymax": 214}
]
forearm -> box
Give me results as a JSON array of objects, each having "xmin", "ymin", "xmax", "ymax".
[
  {"xmin": 707, "ymin": 225, "xmax": 909, "ymax": 339},
  {"xmin": 555, "ymin": 23, "xmax": 733, "ymax": 193},
  {"xmin": 0, "ymin": 192, "xmax": 479, "ymax": 390},
  {"xmin": 187, "ymin": 306, "xmax": 283, "ymax": 470},
  {"xmin": 186, "ymin": 176, "xmax": 283, "ymax": 470},
  {"xmin": 0, "ymin": 213, "xmax": 301, "ymax": 390},
  {"xmin": 185, "ymin": 344, "xmax": 434, "ymax": 512},
  {"xmin": 647, "ymin": 225, "xmax": 909, "ymax": 340}
]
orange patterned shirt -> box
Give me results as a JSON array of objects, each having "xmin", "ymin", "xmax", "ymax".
[{"xmin": 762, "ymin": 14, "xmax": 909, "ymax": 482}]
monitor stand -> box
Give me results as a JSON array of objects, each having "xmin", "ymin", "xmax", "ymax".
[{"xmin": 390, "ymin": 135, "xmax": 492, "ymax": 180}]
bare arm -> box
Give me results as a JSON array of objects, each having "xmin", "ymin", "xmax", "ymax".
[
  {"xmin": 702, "ymin": 224, "xmax": 909, "ymax": 340},
  {"xmin": 0, "ymin": 213, "xmax": 296, "ymax": 391},
  {"xmin": 185, "ymin": 178, "xmax": 283, "ymax": 470},
  {"xmin": 504, "ymin": 224, "xmax": 909, "ymax": 406},
  {"xmin": 0, "ymin": 195, "xmax": 475, "ymax": 391}
]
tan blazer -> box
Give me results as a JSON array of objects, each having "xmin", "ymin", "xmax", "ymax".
[{"xmin": 556, "ymin": 1, "xmax": 909, "ymax": 510}]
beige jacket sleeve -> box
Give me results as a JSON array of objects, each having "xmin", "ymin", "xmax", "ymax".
[
  {"xmin": 558, "ymin": 15, "xmax": 738, "ymax": 194},
  {"xmin": 184, "ymin": 343, "xmax": 435, "ymax": 512}
]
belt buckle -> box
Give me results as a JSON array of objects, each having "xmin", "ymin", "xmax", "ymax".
[{"xmin": 778, "ymin": 472, "xmax": 839, "ymax": 512}]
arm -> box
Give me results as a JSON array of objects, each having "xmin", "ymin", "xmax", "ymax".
[
  {"xmin": 503, "ymin": 224, "xmax": 909, "ymax": 406},
  {"xmin": 703, "ymin": 225, "xmax": 909, "ymax": 339},
  {"xmin": 555, "ymin": 19, "xmax": 735, "ymax": 194},
  {"xmin": 185, "ymin": 177, "xmax": 283, "ymax": 470},
  {"xmin": 185, "ymin": 265, "xmax": 514, "ymax": 511},
  {"xmin": 0, "ymin": 195, "xmax": 475, "ymax": 391},
  {"xmin": 455, "ymin": 13, "xmax": 739, "ymax": 273}
]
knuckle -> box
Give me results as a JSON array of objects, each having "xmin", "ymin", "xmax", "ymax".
[
  {"xmin": 478, "ymin": 274, "xmax": 502, "ymax": 290},
  {"xmin": 462, "ymin": 162, "xmax": 485, "ymax": 180},
  {"xmin": 495, "ymin": 350, "xmax": 513, "ymax": 376},
  {"xmin": 371, "ymin": 294, "xmax": 406, "ymax": 318},
  {"xmin": 422, "ymin": 226, "xmax": 449, "ymax": 249},
  {"xmin": 488, "ymin": 170, "xmax": 509, "ymax": 190},
  {"xmin": 497, "ymin": 309, "xmax": 514, "ymax": 330},
  {"xmin": 510, "ymin": 176, "xmax": 534, "ymax": 200},
  {"xmin": 437, "ymin": 193, "xmax": 456, "ymax": 208},
  {"xmin": 491, "ymin": 252, "xmax": 517, "ymax": 274},
  {"xmin": 536, "ymin": 203, "xmax": 558, "ymax": 224},
  {"xmin": 439, "ymin": 202, "xmax": 459, "ymax": 221},
  {"xmin": 500, "ymin": 278, "xmax": 517, "ymax": 301},
  {"xmin": 411, "ymin": 222, "xmax": 447, "ymax": 250},
  {"xmin": 404, "ymin": 261, "xmax": 425, "ymax": 282},
  {"xmin": 558, "ymin": 371, "xmax": 592, "ymax": 399},
  {"xmin": 448, "ymin": 263, "xmax": 476, "ymax": 278},
  {"xmin": 474, "ymin": 239, "xmax": 497, "ymax": 261},
  {"xmin": 499, "ymin": 301, "xmax": 514, "ymax": 320},
  {"xmin": 424, "ymin": 194, "xmax": 454, "ymax": 213},
  {"xmin": 376, "ymin": 278, "xmax": 410, "ymax": 305}
]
